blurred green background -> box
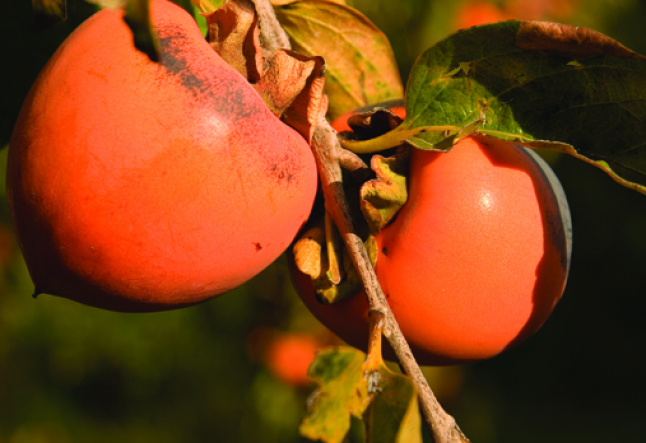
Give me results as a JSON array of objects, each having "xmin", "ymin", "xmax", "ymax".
[{"xmin": 1, "ymin": 0, "xmax": 646, "ymax": 442}]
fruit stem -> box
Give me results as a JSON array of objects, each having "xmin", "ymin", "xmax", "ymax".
[
  {"xmin": 340, "ymin": 125, "xmax": 461, "ymax": 154},
  {"xmin": 252, "ymin": 0, "xmax": 469, "ymax": 441}
]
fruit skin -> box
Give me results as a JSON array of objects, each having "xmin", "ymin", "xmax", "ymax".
[
  {"xmin": 292, "ymin": 111, "xmax": 571, "ymax": 365},
  {"xmin": 7, "ymin": 0, "xmax": 318, "ymax": 312}
]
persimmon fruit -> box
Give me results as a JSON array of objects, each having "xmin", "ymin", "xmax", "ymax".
[
  {"xmin": 291, "ymin": 105, "xmax": 572, "ymax": 366},
  {"xmin": 455, "ymin": 1, "xmax": 507, "ymax": 29},
  {"xmin": 264, "ymin": 333, "xmax": 320, "ymax": 387},
  {"xmin": 7, "ymin": 0, "xmax": 318, "ymax": 312}
]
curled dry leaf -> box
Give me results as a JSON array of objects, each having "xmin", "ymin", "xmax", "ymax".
[
  {"xmin": 205, "ymin": 0, "xmax": 327, "ymax": 141},
  {"xmin": 205, "ymin": 0, "xmax": 264, "ymax": 80},
  {"xmin": 281, "ymin": 55, "xmax": 326, "ymax": 142},
  {"xmin": 253, "ymin": 49, "xmax": 316, "ymax": 116},
  {"xmin": 292, "ymin": 217, "xmax": 378, "ymax": 304},
  {"xmin": 360, "ymin": 147, "xmax": 410, "ymax": 235}
]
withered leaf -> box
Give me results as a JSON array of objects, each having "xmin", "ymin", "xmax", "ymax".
[
  {"xmin": 360, "ymin": 148, "xmax": 409, "ymax": 234},
  {"xmin": 292, "ymin": 216, "xmax": 377, "ymax": 305},
  {"xmin": 274, "ymin": 0, "xmax": 403, "ymax": 120},
  {"xmin": 282, "ymin": 54, "xmax": 326, "ymax": 142},
  {"xmin": 253, "ymin": 50, "xmax": 319, "ymax": 118},
  {"xmin": 205, "ymin": 0, "xmax": 264, "ymax": 80}
]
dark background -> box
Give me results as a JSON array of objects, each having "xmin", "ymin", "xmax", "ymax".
[{"xmin": 1, "ymin": 0, "xmax": 645, "ymax": 442}]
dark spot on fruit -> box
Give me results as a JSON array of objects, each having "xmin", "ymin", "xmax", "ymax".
[
  {"xmin": 158, "ymin": 34, "xmax": 209, "ymax": 96},
  {"xmin": 254, "ymin": 242, "xmax": 262, "ymax": 251},
  {"xmin": 158, "ymin": 31, "xmax": 260, "ymax": 122},
  {"xmin": 261, "ymin": 150, "xmax": 302, "ymax": 187},
  {"xmin": 382, "ymin": 247, "xmax": 388, "ymax": 256}
]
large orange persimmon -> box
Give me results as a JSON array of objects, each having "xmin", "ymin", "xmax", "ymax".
[
  {"xmin": 292, "ymin": 109, "xmax": 571, "ymax": 365},
  {"xmin": 7, "ymin": 0, "xmax": 318, "ymax": 312}
]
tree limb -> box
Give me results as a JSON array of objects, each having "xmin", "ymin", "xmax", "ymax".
[{"xmin": 252, "ymin": 1, "xmax": 469, "ymax": 441}]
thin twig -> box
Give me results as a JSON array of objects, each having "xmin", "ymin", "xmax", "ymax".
[
  {"xmin": 252, "ymin": 0, "xmax": 469, "ymax": 441},
  {"xmin": 311, "ymin": 123, "xmax": 469, "ymax": 443}
]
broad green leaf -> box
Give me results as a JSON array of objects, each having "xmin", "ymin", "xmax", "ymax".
[
  {"xmin": 300, "ymin": 347, "xmax": 372, "ymax": 443},
  {"xmin": 32, "ymin": 0, "xmax": 67, "ymax": 29},
  {"xmin": 363, "ymin": 367, "xmax": 422, "ymax": 443},
  {"xmin": 274, "ymin": 0, "xmax": 404, "ymax": 120},
  {"xmin": 397, "ymin": 20, "xmax": 646, "ymax": 195}
]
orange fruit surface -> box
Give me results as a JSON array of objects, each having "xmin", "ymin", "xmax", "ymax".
[
  {"xmin": 293, "ymin": 120, "xmax": 571, "ymax": 365},
  {"xmin": 8, "ymin": 0, "xmax": 318, "ymax": 312}
]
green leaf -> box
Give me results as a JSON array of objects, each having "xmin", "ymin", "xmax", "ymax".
[
  {"xmin": 300, "ymin": 344, "xmax": 422, "ymax": 443},
  {"xmin": 274, "ymin": 0, "xmax": 404, "ymax": 120},
  {"xmin": 300, "ymin": 347, "xmax": 372, "ymax": 443},
  {"xmin": 363, "ymin": 367, "xmax": 422, "ymax": 443},
  {"xmin": 124, "ymin": 0, "xmax": 159, "ymax": 62},
  {"xmin": 399, "ymin": 20, "xmax": 646, "ymax": 195}
]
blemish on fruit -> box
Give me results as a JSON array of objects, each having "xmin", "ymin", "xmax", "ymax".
[
  {"xmin": 254, "ymin": 242, "xmax": 263, "ymax": 251},
  {"xmin": 260, "ymin": 151, "xmax": 301, "ymax": 186},
  {"xmin": 382, "ymin": 247, "xmax": 388, "ymax": 256},
  {"xmin": 158, "ymin": 33, "xmax": 260, "ymax": 122},
  {"xmin": 158, "ymin": 34, "xmax": 209, "ymax": 96}
]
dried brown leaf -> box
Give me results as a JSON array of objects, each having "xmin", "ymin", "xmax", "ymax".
[
  {"xmin": 516, "ymin": 20, "xmax": 646, "ymax": 60},
  {"xmin": 253, "ymin": 50, "xmax": 316, "ymax": 116},
  {"xmin": 206, "ymin": 0, "xmax": 264, "ymax": 80},
  {"xmin": 282, "ymin": 55, "xmax": 326, "ymax": 142}
]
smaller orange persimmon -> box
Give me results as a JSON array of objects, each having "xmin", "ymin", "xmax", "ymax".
[
  {"xmin": 291, "ymin": 102, "xmax": 572, "ymax": 366},
  {"xmin": 264, "ymin": 333, "xmax": 320, "ymax": 387}
]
